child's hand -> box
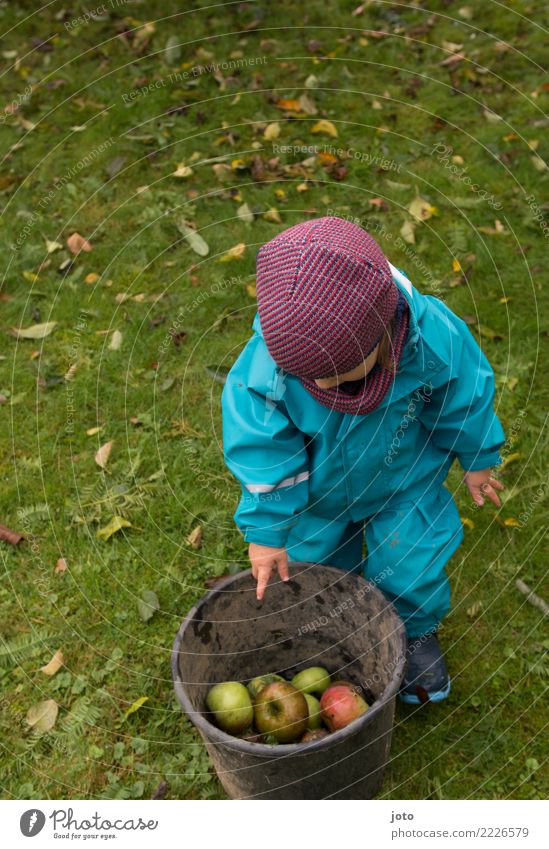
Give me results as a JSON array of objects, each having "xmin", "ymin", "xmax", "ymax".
[
  {"xmin": 248, "ymin": 543, "xmax": 289, "ymax": 600},
  {"xmin": 464, "ymin": 469, "xmax": 504, "ymax": 507}
]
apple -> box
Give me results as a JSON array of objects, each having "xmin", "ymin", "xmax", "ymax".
[
  {"xmin": 329, "ymin": 679, "xmax": 365, "ymax": 697},
  {"xmin": 304, "ymin": 693, "xmax": 322, "ymax": 730},
  {"xmin": 301, "ymin": 728, "xmax": 329, "ymax": 743},
  {"xmin": 206, "ymin": 682, "xmax": 253, "ymax": 734},
  {"xmin": 253, "ymin": 681, "xmax": 308, "ymax": 743},
  {"xmin": 247, "ymin": 673, "xmax": 285, "ymax": 700},
  {"xmin": 320, "ymin": 684, "xmax": 369, "ymax": 732},
  {"xmin": 291, "ymin": 666, "xmax": 331, "ymax": 696}
]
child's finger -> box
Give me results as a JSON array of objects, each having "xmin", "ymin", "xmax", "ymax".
[
  {"xmin": 489, "ymin": 477, "xmax": 505, "ymax": 491},
  {"xmin": 277, "ymin": 551, "xmax": 290, "ymax": 582},
  {"xmin": 256, "ymin": 566, "xmax": 272, "ymax": 601}
]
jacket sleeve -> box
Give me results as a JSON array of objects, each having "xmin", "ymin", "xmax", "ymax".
[
  {"xmin": 221, "ymin": 333, "xmax": 310, "ymax": 547},
  {"xmin": 418, "ymin": 308, "xmax": 505, "ymax": 472}
]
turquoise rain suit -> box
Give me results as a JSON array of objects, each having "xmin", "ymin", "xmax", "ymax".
[{"xmin": 221, "ymin": 265, "xmax": 505, "ymax": 636}]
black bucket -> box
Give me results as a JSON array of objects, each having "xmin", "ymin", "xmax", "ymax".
[{"xmin": 171, "ymin": 563, "xmax": 406, "ymax": 800}]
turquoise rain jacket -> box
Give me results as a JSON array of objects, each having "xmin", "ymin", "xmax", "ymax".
[{"xmin": 221, "ymin": 264, "xmax": 505, "ymax": 550}]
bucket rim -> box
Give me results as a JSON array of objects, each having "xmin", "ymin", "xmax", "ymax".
[{"xmin": 171, "ymin": 564, "xmax": 406, "ymax": 757}]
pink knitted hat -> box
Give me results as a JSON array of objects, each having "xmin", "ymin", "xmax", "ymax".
[{"xmin": 256, "ymin": 216, "xmax": 399, "ymax": 379}]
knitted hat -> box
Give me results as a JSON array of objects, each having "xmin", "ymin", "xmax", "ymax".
[{"xmin": 256, "ymin": 216, "xmax": 399, "ymax": 379}]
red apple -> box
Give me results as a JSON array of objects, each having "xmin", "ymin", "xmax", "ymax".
[
  {"xmin": 253, "ymin": 681, "xmax": 308, "ymax": 743},
  {"xmin": 320, "ymin": 683, "xmax": 369, "ymax": 732}
]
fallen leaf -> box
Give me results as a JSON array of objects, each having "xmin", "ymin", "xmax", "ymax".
[
  {"xmin": 176, "ymin": 221, "xmax": 209, "ymax": 256},
  {"xmin": 263, "ymin": 207, "xmax": 282, "ymax": 223},
  {"xmin": 409, "ymin": 192, "xmax": 437, "ymax": 222},
  {"xmin": 45, "ymin": 239, "xmax": 63, "ymax": 254},
  {"xmin": 138, "ymin": 590, "xmax": 160, "ymax": 622},
  {"xmin": 440, "ymin": 51, "xmax": 465, "ymax": 67},
  {"xmin": 483, "ymin": 109, "xmax": 503, "ymax": 124},
  {"xmin": 67, "ymin": 232, "xmax": 92, "ymax": 254},
  {"xmin": 86, "ymin": 426, "xmax": 102, "ymax": 436},
  {"xmin": 218, "ymin": 242, "xmax": 246, "ymax": 262},
  {"xmin": 311, "ymin": 119, "xmax": 338, "ymax": 138},
  {"xmin": 263, "ymin": 122, "xmax": 280, "ymax": 140},
  {"xmin": 237, "ymin": 202, "xmax": 254, "ymax": 223},
  {"xmin": 108, "ymin": 330, "xmax": 122, "ymax": 351},
  {"xmin": 95, "ymin": 440, "xmax": 113, "ymax": 469},
  {"xmin": 55, "ymin": 557, "xmax": 68, "ymax": 573},
  {"xmin": 96, "ymin": 515, "xmax": 132, "ymax": 541},
  {"xmin": 503, "ymin": 517, "xmax": 521, "ymax": 527},
  {"xmin": 124, "ymin": 695, "xmax": 149, "ymax": 719},
  {"xmin": 186, "ymin": 526, "xmax": 202, "ymax": 549},
  {"xmin": 461, "ymin": 517, "xmax": 475, "ymax": 529},
  {"xmin": 173, "ymin": 163, "xmax": 193, "ymax": 178},
  {"xmin": 467, "ymin": 601, "xmax": 483, "ymax": 618},
  {"xmin": 500, "ymin": 452, "xmax": 523, "ymax": 470},
  {"xmin": 298, "ymin": 93, "xmax": 318, "ymax": 115},
  {"xmin": 246, "ymin": 283, "xmax": 257, "ymax": 297},
  {"xmin": 275, "ymin": 98, "xmax": 302, "ymax": 112},
  {"xmin": 40, "ymin": 649, "xmax": 64, "ymax": 676},
  {"xmin": 0, "ymin": 524, "xmax": 24, "ymax": 545},
  {"xmin": 105, "ymin": 156, "xmax": 127, "ymax": 179},
  {"xmin": 531, "ymin": 155, "xmax": 547, "ymax": 172},
  {"xmin": 85, "ymin": 272, "xmax": 100, "ymax": 284},
  {"xmin": 400, "ymin": 219, "xmax": 416, "ymax": 244},
  {"xmin": 26, "ymin": 699, "xmax": 58, "ymax": 732},
  {"xmin": 10, "ymin": 321, "xmax": 57, "ymax": 340},
  {"xmin": 476, "ymin": 324, "xmax": 504, "ymax": 341}
]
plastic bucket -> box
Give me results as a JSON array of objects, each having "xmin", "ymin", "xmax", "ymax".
[{"xmin": 171, "ymin": 563, "xmax": 406, "ymax": 799}]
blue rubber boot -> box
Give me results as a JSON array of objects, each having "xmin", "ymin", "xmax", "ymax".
[{"xmin": 399, "ymin": 632, "xmax": 451, "ymax": 705}]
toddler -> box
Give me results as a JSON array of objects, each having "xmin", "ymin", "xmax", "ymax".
[{"xmin": 221, "ymin": 217, "xmax": 505, "ymax": 704}]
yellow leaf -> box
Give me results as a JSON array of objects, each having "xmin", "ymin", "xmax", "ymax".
[
  {"xmin": 263, "ymin": 207, "xmax": 282, "ymax": 223},
  {"xmin": 499, "ymin": 296, "xmax": 512, "ymax": 304},
  {"xmin": 96, "ymin": 515, "xmax": 132, "ymax": 541},
  {"xmin": 22, "ymin": 271, "xmax": 39, "ymax": 283},
  {"xmin": 186, "ymin": 526, "xmax": 202, "ymax": 549},
  {"xmin": 531, "ymin": 155, "xmax": 547, "ymax": 172},
  {"xmin": 296, "ymin": 182, "xmax": 308, "ymax": 192},
  {"xmin": 461, "ymin": 517, "xmax": 475, "ymax": 529},
  {"xmin": 173, "ymin": 163, "xmax": 193, "ymax": 178},
  {"xmin": 400, "ymin": 219, "xmax": 416, "ymax": 244},
  {"xmin": 109, "ymin": 330, "xmax": 123, "ymax": 350},
  {"xmin": 408, "ymin": 193, "xmax": 437, "ymax": 222},
  {"xmin": 264, "ymin": 122, "xmax": 280, "ymax": 140},
  {"xmin": 218, "ymin": 242, "xmax": 246, "ymax": 262},
  {"xmin": 500, "ymin": 452, "xmax": 523, "ymax": 470},
  {"xmin": 85, "ymin": 272, "xmax": 100, "ymax": 284},
  {"xmin": 45, "ymin": 239, "xmax": 63, "ymax": 254},
  {"xmin": 503, "ymin": 517, "xmax": 521, "ymax": 527},
  {"xmin": 274, "ymin": 188, "xmax": 287, "ymax": 199},
  {"xmin": 452, "ymin": 258, "xmax": 462, "ymax": 273},
  {"xmin": 246, "ymin": 283, "xmax": 257, "ymax": 297},
  {"xmin": 124, "ymin": 696, "xmax": 149, "ymax": 719},
  {"xmin": 318, "ymin": 152, "xmax": 338, "ymax": 166},
  {"xmin": 275, "ymin": 98, "xmax": 302, "ymax": 112},
  {"xmin": 86, "ymin": 426, "xmax": 103, "ymax": 436},
  {"xmin": 10, "ymin": 321, "xmax": 57, "ymax": 340},
  {"xmin": 311, "ymin": 119, "xmax": 338, "ymax": 138},
  {"xmin": 95, "ymin": 440, "xmax": 113, "ymax": 469},
  {"xmin": 40, "ymin": 649, "xmax": 64, "ymax": 676}
]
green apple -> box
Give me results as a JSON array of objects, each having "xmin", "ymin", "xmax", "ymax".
[
  {"xmin": 253, "ymin": 681, "xmax": 308, "ymax": 743},
  {"xmin": 291, "ymin": 666, "xmax": 331, "ymax": 696},
  {"xmin": 247, "ymin": 673, "xmax": 285, "ymax": 700},
  {"xmin": 206, "ymin": 682, "xmax": 253, "ymax": 734},
  {"xmin": 304, "ymin": 693, "xmax": 322, "ymax": 730}
]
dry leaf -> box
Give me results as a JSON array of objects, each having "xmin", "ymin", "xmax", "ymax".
[
  {"xmin": 408, "ymin": 193, "xmax": 437, "ymax": 222},
  {"xmin": 95, "ymin": 440, "xmax": 113, "ymax": 469},
  {"xmin": 500, "ymin": 452, "xmax": 523, "ymax": 470},
  {"xmin": 40, "ymin": 649, "xmax": 64, "ymax": 676},
  {"xmin": 275, "ymin": 98, "xmax": 302, "ymax": 112},
  {"xmin": 67, "ymin": 232, "xmax": 92, "ymax": 254},
  {"xmin": 263, "ymin": 207, "xmax": 282, "ymax": 223},
  {"xmin": 467, "ymin": 601, "xmax": 483, "ymax": 618},
  {"xmin": 237, "ymin": 202, "xmax": 254, "ymax": 223},
  {"xmin": 45, "ymin": 239, "xmax": 63, "ymax": 254},
  {"xmin": 311, "ymin": 119, "xmax": 338, "ymax": 138},
  {"xmin": 173, "ymin": 163, "xmax": 193, "ymax": 178},
  {"xmin": 55, "ymin": 557, "xmax": 68, "ymax": 573},
  {"xmin": 218, "ymin": 242, "xmax": 246, "ymax": 262},
  {"xmin": 26, "ymin": 699, "xmax": 58, "ymax": 732},
  {"xmin": 400, "ymin": 219, "xmax": 416, "ymax": 244},
  {"xmin": 264, "ymin": 122, "xmax": 280, "ymax": 140},
  {"xmin": 176, "ymin": 221, "xmax": 209, "ymax": 256},
  {"xmin": 86, "ymin": 426, "xmax": 102, "ymax": 436},
  {"xmin": 85, "ymin": 272, "xmax": 100, "ymax": 284},
  {"xmin": 0, "ymin": 524, "xmax": 24, "ymax": 545},
  {"xmin": 186, "ymin": 526, "xmax": 202, "ymax": 549},
  {"xmin": 109, "ymin": 330, "xmax": 122, "ymax": 350},
  {"xmin": 461, "ymin": 517, "xmax": 475, "ymax": 529},
  {"xmin": 10, "ymin": 322, "xmax": 57, "ymax": 340}
]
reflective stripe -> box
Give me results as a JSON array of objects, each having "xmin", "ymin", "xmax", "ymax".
[
  {"xmin": 245, "ymin": 470, "xmax": 310, "ymax": 494},
  {"xmin": 388, "ymin": 261, "xmax": 413, "ymax": 296}
]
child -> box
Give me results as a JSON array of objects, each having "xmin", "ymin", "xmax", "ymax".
[{"xmin": 221, "ymin": 216, "xmax": 505, "ymax": 704}]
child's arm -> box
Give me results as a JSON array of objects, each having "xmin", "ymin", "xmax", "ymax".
[
  {"xmin": 418, "ymin": 307, "xmax": 506, "ymax": 505},
  {"xmin": 221, "ymin": 334, "xmax": 309, "ymax": 598}
]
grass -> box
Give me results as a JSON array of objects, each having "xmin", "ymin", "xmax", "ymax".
[{"xmin": 0, "ymin": 0, "xmax": 547, "ymax": 800}]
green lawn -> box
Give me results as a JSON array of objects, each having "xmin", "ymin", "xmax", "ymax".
[{"xmin": 0, "ymin": 0, "xmax": 547, "ymax": 800}]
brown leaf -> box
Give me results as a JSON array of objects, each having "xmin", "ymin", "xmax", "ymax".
[
  {"xmin": 186, "ymin": 526, "xmax": 202, "ymax": 549},
  {"xmin": 95, "ymin": 440, "xmax": 113, "ymax": 469},
  {"xmin": 40, "ymin": 649, "xmax": 64, "ymax": 676},
  {"xmin": 67, "ymin": 232, "xmax": 92, "ymax": 255},
  {"xmin": 440, "ymin": 51, "xmax": 465, "ymax": 67},
  {"xmin": 0, "ymin": 524, "xmax": 24, "ymax": 545},
  {"xmin": 55, "ymin": 557, "xmax": 68, "ymax": 573}
]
